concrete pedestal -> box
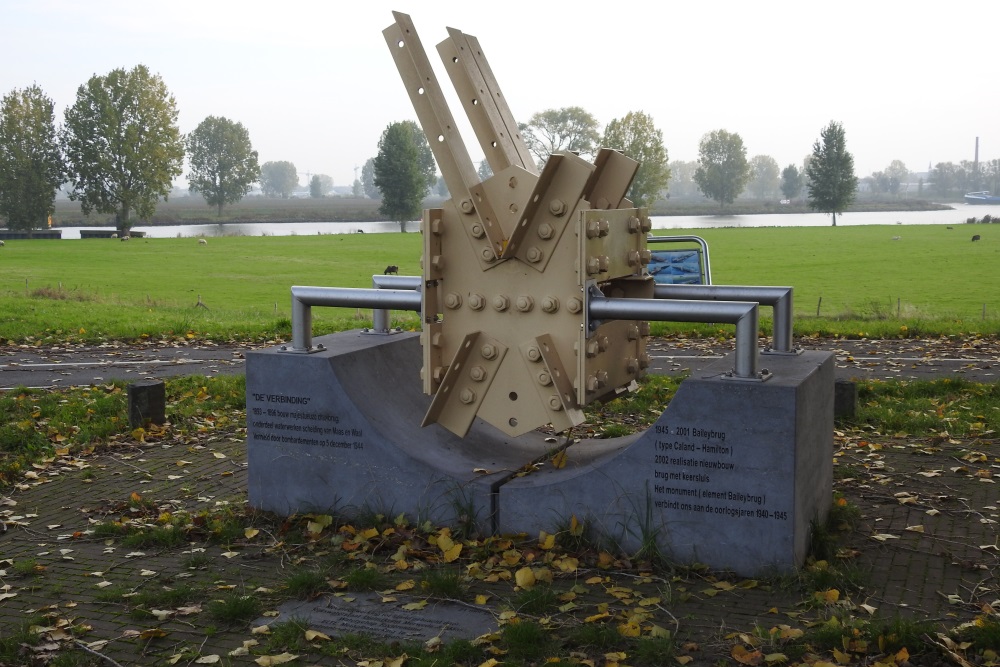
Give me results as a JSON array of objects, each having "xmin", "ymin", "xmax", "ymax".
[{"xmin": 247, "ymin": 332, "xmax": 834, "ymax": 575}]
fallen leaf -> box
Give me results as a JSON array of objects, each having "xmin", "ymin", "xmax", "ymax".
[
  {"xmin": 255, "ymin": 655, "xmax": 299, "ymax": 666},
  {"xmin": 195, "ymin": 656, "xmax": 221, "ymax": 665},
  {"xmin": 402, "ymin": 600, "xmax": 427, "ymax": 611}
]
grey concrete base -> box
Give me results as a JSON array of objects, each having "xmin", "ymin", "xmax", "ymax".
[
  {"xmin": 247, "ymin": 332, "xmax": 834, "ymax": 576},
  {"xmin": 246, "ymin": 332, "xmax": 552, "ymax": 533},
  {"xmin": 499, "ymin": 351, "xmax": 834, "ymax": 575}
]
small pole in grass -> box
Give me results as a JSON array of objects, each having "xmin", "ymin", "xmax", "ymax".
[{"xmin": 816, "ymin": 296, "xmax": 822, "ymax": 317}]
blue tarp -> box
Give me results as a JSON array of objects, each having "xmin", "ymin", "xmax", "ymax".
[{"xmin": 648, "ymin": 250, "xmax": 703, "ymax": 285}]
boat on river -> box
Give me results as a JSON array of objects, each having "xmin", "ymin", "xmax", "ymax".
[{"xmin": 964, "ymin": 191, "xmax": 1000, "ymax": 205}]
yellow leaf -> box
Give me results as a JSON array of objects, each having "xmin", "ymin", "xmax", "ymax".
[
  {"xmin": 402, "ymin": 600, "xmax": 427, "ymax": 611},
  {"xmin": 195, "ymin": 656, "xmax": 221, "ymax": 664},
  {"xmin": 245, "ymin": 528, "xmax": 260, "ymax": 539},
  {"xmin": 442, "ymin": 543, "xmax": 462, "ymax": 563},
  {"xmin": 895, "ymin": 647, "xmax": 909, "ymax": 662},
  {"xmin": 832, "ymin": 647, "xmax": 852, "ymax": 664},
  {"xmin": 617, "ymin": 621, "xmax": 641, "ymax": 637},
  {"xmin": 584, "ymin": 612, "xmax": 610, "ymax": 623},
  {"xmin": 764, "ymin": 653, "xmax": 787, "ymax": 664},
  {"xmin": 904, "ymin": 525, "xmax": 925, "ymax": 533},
  {"xmin": 475, "ymin": 594, "xmax": 491, "ymax": 605},
  {"xmin": 387, "ymin": 655, "xmax": 408, "ymax": 667},
  {"xmin": 569, "ymin": 514, "xmax": 584, "ymax": 537},
  {"xmin": 396, "ymin": 580, "xmax": 416, "ymax": 591},
  {"xmin": 438, "ymin": 533, "xmax": 455, "ymax": 552},
  {"xmin": 551, "ymin": 449, "xmax": 567, "ymax": 469},
  {"xmin": 649, "ymin": 623, "xmax": 671, "ymax": 638},
  {"xmin": 254, "ymin": 654, "xmax": 299, "ymax": 666},
  {"xmin": 132, "ymin": 427, "xmax": 146, "ymax": 442},
  {"xmin": 304, "ymin": 630, "xmax": 330, "ymax": 641},
  {"xmin": 675, "ymin": 657, "xmax": 693, "ymax": 665},
  {"xmin": 478, "ymin": 659, "xmax": 500, "ymax": 667},
  {"xmin": 538, "ymin": 531, "xmax": 556, "ymax": 550},
  {"xmin": 359, "ymin": 527, "xmax": 379, "ymax": 540},
  {"xmin": 514, "ymin": 567, "xmax": 536, "ymax": 589},
  {"xmin": 731, "ymin": 645, "xmax": 763, "ymax": 666},
  {"xmin": 139, "ymin": 628, "xmax": 168, "ymax": 639},
  {"xmin": 130, "ymin": 492, "xmax": 142, "ymax": 502}
]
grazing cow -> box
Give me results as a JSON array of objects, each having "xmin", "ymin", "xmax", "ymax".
[
  {"xmin": 110, "ymin": 233, "xmax": 118, "ymax": 239},
  {"xmin": 972, "ymin": 234, "xmax": 981, "ymax": 242},
  {"xmin": 384, "ymin": 265, "xmax": 399, "ymax": 275},
  {"xmin": 120, "ymin": 235, "xmax": 130, "ymax": 241},
  {"xmin": 0, "ymin": 240, "xmax": 5, "ymax": 247},
  {"xmin": 198, "ymin": 238, "xmax": 208, "ymax": 245}
]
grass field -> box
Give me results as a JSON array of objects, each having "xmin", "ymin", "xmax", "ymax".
[{"xmin": 0, "ymin": 224, "xmax": 997, "ymax": 344}]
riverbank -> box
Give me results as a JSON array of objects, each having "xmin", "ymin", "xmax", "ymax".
[{"xmin": 46, "ymin": 194, "xmax": 958, "ymax": 227}]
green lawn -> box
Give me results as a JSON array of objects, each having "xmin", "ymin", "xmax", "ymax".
[{"xmin": 0, "ymin": 224, "xmax": 997, "ymax": 344}]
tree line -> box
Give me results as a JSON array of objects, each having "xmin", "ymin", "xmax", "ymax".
[{"xmin": 0, "ymin": 63, "xmax": 915, "ymax": 234}]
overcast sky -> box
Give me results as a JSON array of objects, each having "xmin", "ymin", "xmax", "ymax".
[{"xmin": 2, "ymin": 0, "xmax": 993, "ymax": 189}]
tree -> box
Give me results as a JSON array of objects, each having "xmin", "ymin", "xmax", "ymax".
[
  {"xmin": 374, "ymin": 121, "xmax": 427, "ymax": 231},
  {"xmin": 62, "ymin": 65, "xmax": 184, "ymax": 235},
  {"xmin": 519, "ymin": 106, "xmax": 600, "ymax": 168},
  {"xmin": 884, "ymin": 160, "xmax": 909, "ymax": 196},
  {"xmin": 259, "ymin": 161, "xmax": 298, "ymax": 198},
  {"xmin": 186, "ymin": 115, "xmax": 259, "ymax": 216},
  {"xmin": 780, "ymin": 164, "xmax": 803, "ymax": 201},
  {"xmin": 361, "ymin": 158, "xmax": 378, "ymax": 199},
  {"xmin": 806, "ymin": 121, "xmax": 858, "ymax": 226},
  {"xmin": 352, "ymin": 179, "xmax": 363, "ymax": 197},
  {"xmin": 0, "ymin": 84, "xmax": 65, "ymax": 231},
  {"xmin": 400, "ymin": 120, "xmax": 437, "ymax": 193},
  {"xmin": 748, "ymin": 155, "xmax": 780, "ymax": 200},
  {"xmin": 693, "ymin": 129, "xmax": 750, "ymax": 208},
  {"xmin": 478, "ymin": 159, "xmax": 493, "ymax": 181},
  {"xmin": 600, "ymin": 111, "xmax": 670, "ymax": 208},
  {"xmin": 667, "ymin": 160, "xmax": 699, "ymax": 198},
  {"xmin": 309, "ymin": 174, "xmax": 333, "ymax": 198}
]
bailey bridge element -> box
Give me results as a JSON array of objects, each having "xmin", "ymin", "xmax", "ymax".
[{"xmin": 246, "ymin": 12, "xmax": 835, "ymax": 576}]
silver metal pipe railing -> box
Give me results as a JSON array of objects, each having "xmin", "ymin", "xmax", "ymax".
[
  {"xmin": 589, "ymin": 295, "xmax": 760, "ymax": 378},
  {"xmin": 653, "ymin": 284, "xmax": 794, "ymax": 353},
  {"xmin": 371, "ymin": 275, "xmax": 422, "ymax": 332},
  {"xmin": 291, "ymin": 286, "xmax": 423, "ymax": 351},
  {"xmin": 290, "ymin": 282, "xmax": 764, "ymax": 378}
]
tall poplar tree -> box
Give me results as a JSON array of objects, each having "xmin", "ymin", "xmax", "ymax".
[
  {"xmin": 806, "ymin": 121, "xmax": 858, "ymax": 226},
  {"xmin": 374, "ymin": 122, "xmax": 429, "ymax": 231},
  {"xmin": 0, "ymin": 84, "xmax": 65, "ymax": 230}
]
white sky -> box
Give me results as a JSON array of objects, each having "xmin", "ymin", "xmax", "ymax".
[{"xmin": 2, "ymin": 0, "xmax": 994, "ymax": 188}]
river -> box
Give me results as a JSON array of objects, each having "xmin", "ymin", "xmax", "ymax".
[{"xmin": 53, "ymin": 205, "xmax": 993, "ymax": 239}]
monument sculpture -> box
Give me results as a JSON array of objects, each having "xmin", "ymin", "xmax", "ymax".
[{"xmin": 246, "ymin": 12, "xmax": 834, "ymax": 576}]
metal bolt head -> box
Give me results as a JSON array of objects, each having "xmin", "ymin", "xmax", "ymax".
[
  {"xmin": 639, "ymin": 249, "xmax": 652, "ymax": 264},
  {"xmin": 433, "ymin": 366, "xmax": 447, "ymax": 381},
  {"xmin": 432, "ymin": 255, "xmax": 445, "ymax": 270},
  {"xmin": 431, "ymin": 218, "xmax": 443, "ymax": 234},
  {"xmin": 469, "ymin": 294, "xmax": 485, "ymax": 310},
  {"xmin": 537, "ymin": 372, "xmax": 552, "ymax": 386},
  {"xmin": 586, "ymin": 256, "xmax": 601, "ymax": 275},
  {"xmin": 548, "ymin": 199, "xmax": 566, "ymax": 216},
  {"xmin": 586, "ymin": 220, "xmax": 602, "ymax": 239},
  {"xmin": 567, "ymin": 297, "xmax": 583, "ymax": 314},
  {"xmin": 626, "ymin": 357, "xmax": 640, "ymax": 373},
  {"xmin": 508, "ymin": 176, "xmax": 518, "ymax": 189},
  {"xmin": 459, "ymin": 388, "xmax": 476, "ymax": 404},
  {"xmin": 481, "ymin": 247, "xmax": 495, "ymax": 261},
  {"xmin": 639, "ymin": 321, "xmax": 651, "ymax": 336},
  {"xmin": 515, "ymin": 296, "xmax": 534, "ymax": 312},
  {"xmin": 627, "ymin": 216, "xmax": 641, "ymax": 233},
  {"xmin": 586, "ymin": 375, "xmax": 599, "ymax": 392},
  {"xmin": 460, "ymin": 198, "xmax": 475, "ymax": 214},
  {"xmin": 627, "ymin": 324, "xmax": 640, "ymax": 340},
  {"xmin": 526, "ymin": 346, "xmax": 542, "ymax": 362},
  {"xmin": 598, "ymin": 219, "xmax": 610, "ymax": 237},
  {"xmin": 525, "ymin": 246, "xmax": 543, "ymax": 263},
  {"xmin": 537, "ymin": 223, "xmax": 554, "ymax": 240},
  {"xmin": 541, "ymin": 296, "xmax": 559, "ymax": 313},
  {"xmin": 640, "ymin": 216, "xmax": 652, "ymax": 233},
  {"xmin": 639, "ymin": 353, "xmax": 650, "ymax": 369},
  {"xmin": 627, "ymin": 249, "xmax": 641, "ymax": 266},
  {"xmin": 548, "ymin": 396, "xmax": 563, "ymax": 411},
  {"xmin": 470, "ymin": 366, "xmax": 486, "ymax": 382},
  {"xmin": 599, "ymin": 336, "xmax": 609, "ymax": 352},
  {"xmin": 492, "ymin": 295, "xmax": 510, "ymax": 312},
  {"xmin": 596, "ymin": 370, "xmax": 608, "ymax": 387},
  {"xmin": 586, "ymin": 339, "xmax": 600, "ymax": 358},
  {"xmin": 444, "ymin": 292, "xmax": 462, "ymax": 309},
  {"xmin": 470, "ymin": 223, "xmax": 486, "ymax": 239},
  {"xmin": 431, "ymin": 332, "xmax": 444, "ymax": 347},
  {"xmin": 481, "ymin": 344, "xmax": 498, "ymax": 360}
]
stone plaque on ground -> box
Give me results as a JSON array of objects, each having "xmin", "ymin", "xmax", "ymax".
[{"xmin": 257, "ymin": 592, "xmax": 498, "ymax": 642}]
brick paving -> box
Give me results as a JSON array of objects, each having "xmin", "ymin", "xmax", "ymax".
[{"xmin": 0, "ymin": 421, "xmax": 997, "ymax": 664}]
